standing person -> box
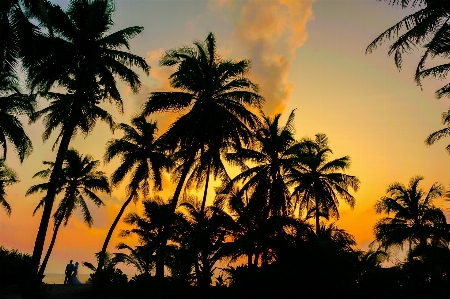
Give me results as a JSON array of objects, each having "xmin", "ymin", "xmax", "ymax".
[
  {"xmin": 64, "ymin": 260, "xmax": 74, "ymax": 284},
  {"xmin": 69, "ymin": 262, "xmax": 82, "ymax": 284}
]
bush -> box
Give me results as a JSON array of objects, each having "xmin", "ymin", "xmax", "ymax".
[{"xmin": 0, "ymin": 246, "xmax": 32, "ymax": 289}]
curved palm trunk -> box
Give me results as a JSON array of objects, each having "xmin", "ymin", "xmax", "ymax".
[
  {"xmin": 95, "ymin": 193, "xmax": 134, "ymax": 290},
  {"xmin": 200, "ymin": 161, "xmax": 211, "ymax": 214},
  {"xmin": 315, "ymin": 199, "xmax": 320, "ymax": 235},
  {"xmin": 156, "ymin": 154, "xmax": 195, "ymax": 298},
  {"xmin": 37, "ymin": 219, "xmax": 63, "ymax": 279},
  {"xmin": 24, "ymin": 115, "xmax": 77, "ymax": 299}
]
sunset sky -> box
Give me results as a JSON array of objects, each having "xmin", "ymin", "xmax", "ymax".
[{"xmin": 0, "ymin": 0, "xmax": 449, "ymax": 276}]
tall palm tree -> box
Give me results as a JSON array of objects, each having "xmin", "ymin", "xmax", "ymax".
[
  {"xmin": 366, "ymin": 0, "xmax": 450, "ymax": 70},
  {"xmin": 22, "ymin": 0, "xmax": 149, "ymax": 289},
  {"xmin": 28, "ymin": 148, "xmax": 109, "ymax": 278},
  {"xmin": 98, "ymin": 117, "xmax": 172, "ymax": 279},
  {"xmin": 0, "ymin": 72, "xmax": 35, "ymax": 162},
  {"xmin": 367, "ymin": 1, "xmax": 450, "ymax": 153},
  {"xmin": 0, "ymin": 159, "xmax": 18, "ymax": 215},
  {"xmin": 141, "ymin": 32, "xmax": 263, "ymax": 283},
  {"xmin": 374, "ymin": 176, "xmax": 447, "ymax": 250},
  {"xmin": 224, "ymin": 110, "xmax": 300, "ymax": 218},
  {"xmin": 288, "ymin": 133, "xmax": 360, "ymax": 234}
]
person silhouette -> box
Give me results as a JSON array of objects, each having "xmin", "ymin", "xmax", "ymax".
[
  {"xmin": 64, "ymin": 260, "xmax": 75, "ymax": 284},
  {"xmin": 69, "ymin": 262, "xmax": 82, "ymax": 284}
]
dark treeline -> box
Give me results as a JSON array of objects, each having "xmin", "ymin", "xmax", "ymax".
[{"xmin": 0, "ymin": 0, "xmax": 449, "ymax": 299}]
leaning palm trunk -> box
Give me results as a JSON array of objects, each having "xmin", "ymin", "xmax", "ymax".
[
  {"xmin": 200, "ymin": 161, "xmax": 211, "ymax": 214},
  {"xmin": 156, "ymin": 154, "xmax": 195, "ymax": 297},
  {"xmin": 96, "ymin": 193, "xmax": 134, "ymax": 290},
  {"xmin": 37, "ymin": 218, "xmax": 63, "ymax": 279},
  {"xmin": 24, "ymin": 114, "xmax": 78, "ymax": 297},
  {"xmin": 315, "ymin": 199, "xmax": 320, "ymax": 235}
]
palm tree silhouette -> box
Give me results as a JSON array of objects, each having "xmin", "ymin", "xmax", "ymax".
[
  {"xmin": 141, "ymin": 32, "xmax": 263, "ymax": 284},
  {"xmin": 289, "ymin": 133, "xmax": 360, "ymax": 234},
  {"xmin": 367, "ymin": 1, "xmax": 450, "ymax": 153},
  {"xmin": 98, "ymin": 117, "xmax": 172, "ymax": 280},
  {"xmin": 0, "ymin": 72, "xmax": 35, "ymax": 162},
  {"xmin": 28, "ymin": 148, "xmax": 109, "ymax": 278},
  {"xmin": 22, "ymin": 0, "xmax": 149, "ymax": 288},
  {"xmin": 374, "ymin": 176, "xmax": 447, "ymax": 250},
  {"xmin": 0, "ymin": 159, "xmax": 18, "ymax": 215},
  {"xmin": 177, "ymin": 201, "xmax": 234, "ymax": 288},
  {"xmin": 224, "ymin": 110, "xmax": 300, "ymax": 218}
]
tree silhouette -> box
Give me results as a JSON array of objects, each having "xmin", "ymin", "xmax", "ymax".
[
  {"xmin": 289, "ymin": 133, "xmax": 360, "ymax": 234},
  {"xmin": 0, "ymin": 72, "xmax": 35, "ymax": 162},
  {"xmin": 224, "ymin": 110, "xmax": 300, "ymax": 218},
  {"xmin": 141, "ymin": 32, "xmax": 263, "ymax": 286},
  {"xmin": 374, "ymin": 176, "xmax": 447, "ymax": 251},
  {"xmin": 0, "ymin": 159, "xmax": 18, "ymax": 215},
  {"xmin": 367, "ymin": 1, "xmax": 450, "ymax": 153},
  {"xmin": 98, "ymin": 117, "xmax": 172, "ymax": 285},
  {"xmin": 22, "ymin": 0, "xmax": 149, "ymax": 290},
  {"xmin": 28, "ymin": 149, "xmax": 109, "ymax": 278}
]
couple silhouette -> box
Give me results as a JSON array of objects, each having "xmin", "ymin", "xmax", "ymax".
[{"xmin": 64, "ymin": 260, "xmax": 82, "ymax": 284}]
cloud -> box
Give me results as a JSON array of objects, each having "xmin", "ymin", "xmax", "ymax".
[{"xmin": 215, "ymin": 0, "xmax": 315, "ymax": 115}]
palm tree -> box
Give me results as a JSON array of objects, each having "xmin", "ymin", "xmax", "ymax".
[
  {"xmin": 22, "ymin": 0, "xmax": 149, "ymax": 288},
  {"xmin": 366, "ymin": 0, "xmax": 450, "ymax": 70},
  {"xmin": 141, "ymin": 32, "xmax": 263, "ymax": 283},
  {"xmin": 0, "ymin": 72, "xmax": 35, "ymax": 162},
  {"xmin": 98, "ymin": 117, "xmax": 172, "ymax": 280},
  {"xmin": 28, "ymin": 148, "xmax": 109, "ymax": 278},
  {"xmin": 114, "ymin": 243, "xmax": 155, "ymax": 277},
  {"xmin": 288, "ymin": 133, "xmax": 360, "ymax": 234},
  {"xmin": 177, "ymin": 201, "xmax": 234, "ymax": 288},
  {"xmin": 0, "ymin": 0, "xmax": 46, "ymax": 74},
  {"xmin": 367, "ymin": 1, "xmax": 450, "ymax": 153},
  {"xmin": 224, "ymin": 110, "xmax": 300, "ymax": 218},
  {"xmin": 425, "ymin": 110, "xmax": 450, "ymax": 153},
  {"xmin": 374, "ymin": 176, "xmax": 447, "ymax": 250},
  {"xmin": 0, "ymin": 159, "xmax": 18, "ymax": 215}
]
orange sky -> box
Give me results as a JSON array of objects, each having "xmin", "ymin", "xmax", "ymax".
[{"xmin": 0, "ymin": 0, "xmax": 449, "ymax": 275}]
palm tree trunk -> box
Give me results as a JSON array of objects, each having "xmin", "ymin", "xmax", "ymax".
[
  {"xmin": 96, "ymin": 193, "xmax": 134, "ymax": 290},
  {"xmin": 156, "ymin": 153, "xmax": 195, "ymax": 298},
  {"xmin": 200, "ymin": 160, "xmax": 211, "ymax": 214},
  {"xmin": 37, "ymin": 219, "xmax": 63, "ymax": 279},
  {"xmin": 23, "ymin": 115, "xmax": 77, "ymax": 299},
  {"xmin": 315, "ymin": 199, "xmax": 320, "ymax": 235}
]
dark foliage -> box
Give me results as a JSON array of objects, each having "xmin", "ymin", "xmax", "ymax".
[{"xmin": 0, "ymin": 246, "xmax": 32, "ymax": 289}]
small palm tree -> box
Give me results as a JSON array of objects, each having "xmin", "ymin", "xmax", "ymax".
[
  {"xmin": 224, "ymin": 110, "xmax": 300, "ymax": 218},
  {"xmin": 98, "ymin": 117, "xmax": 172, "ymax": 276},
  {"xmin": 177, "ymin": 201, "xmax": 234, "ymax": 288},
  {"xmin": 374, "ymin": 176, "xmax": 447, "ymax": 251},
  {"xmin": 0, "ymin": 159, "xmax": 18, "ymax": 215},
  {"xmin": 0, "ymin": 72, "xmax": 35, "ymax": 162},
  {"xmin": 28, "ymin": 149, "xmax": 109, "ymax": 277},
  {"xmin": 289, "ymin": 133, "xmax": 360, "ymax": 234}
]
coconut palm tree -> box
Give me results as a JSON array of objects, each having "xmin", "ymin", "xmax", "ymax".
[
  {"xmin": 22, "ymin": 0, "xmax": 148, "ymax": 288},
  {"xmin": 0, "ymin": 72, "xmax": 35, "ymax": 162},
  {"xmin": 28, "ymin": 148, "xmax": 109, "ymax": 278},
  {"xmin": 98, "ymin": 117, "xmax": 172, "ymax": 280},
  {"xmin": 366, "ymin": 0, "xmax": 450, "ymax": 70},
  {"xmin": 141, "ymin": 32, "xmax": 263, "ymax": 283},
  {"xmin": 367, "ymin": 1, "xmax": 450, "ymax": 153},
  {"xmin": 288, "ymin": 133, "xmax": 360, "ymax": 234},
  {"xmin": 177, "ymin": 201, "xmax": 234, "ymax": 288},
  {"xmin": 374, "ymin": 176, "xmax": 447, "ymax": 250},
  {"xmin": 0, "ymin": 159, "xmax": 18, "ymax": 215},
  {"xmin": 0, "ymin": 0, "xmax": 47, "ymax": 74},
  {"xmin": 223, "ymin": 110, "xmax": 300, "ymax": 218}
]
